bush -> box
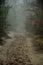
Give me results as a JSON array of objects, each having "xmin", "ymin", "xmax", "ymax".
[{"xmin": 33, "ymin": 36, "xmax": 43, "ymax": 49}]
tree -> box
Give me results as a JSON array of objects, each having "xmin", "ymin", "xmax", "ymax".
[
  {"xmin": 31, "ymin": 0, "xmax": 43, "ymax": 37},
  {"xmin": 0, "ymin": 0, "xmax": 10, "ymax": 45},
  {"xmin": 0, "ymin": 0, "xmax": 5, "ymax": 5}
]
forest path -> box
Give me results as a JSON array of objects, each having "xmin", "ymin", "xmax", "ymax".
[{"xmin": 0, "ymin": 32, "xmax": 43, "ymax": 65}]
